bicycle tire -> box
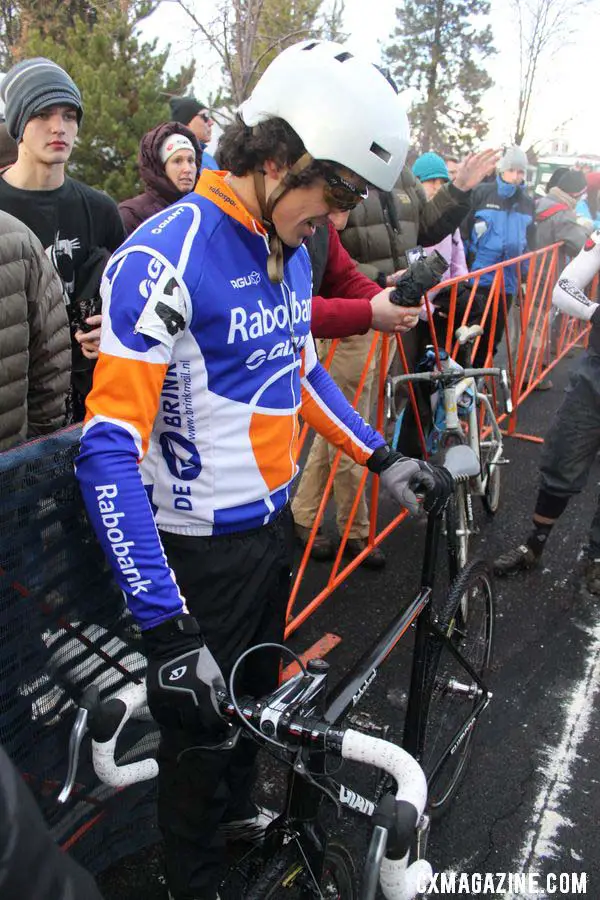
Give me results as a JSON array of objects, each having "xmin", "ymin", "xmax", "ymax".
[
  {"xmin": 445, "ymin": 481, "xmax": 470, "ymax": 575},
  {"xmin": 477, "ymin": 390, "xmax": 502, "ymax": 516},
  {"xmin": 482, "ymin": 460, "xmax": 501, "ymax": 515},
  {"xmin": 418, "ymin": 558, "xmax": 494, "ymax": 818},
  {"xmin": 244, "ymin": 841, "xmax": 356, "ymax": 899}
]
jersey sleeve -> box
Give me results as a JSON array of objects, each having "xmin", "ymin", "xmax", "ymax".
[
  {"xmin": 299, "ymin": 336, "xmax": 385, "ymax": 465},
  {"xmin": 75, "ymin": 249, "xmax": 190, "ymax": 630},
  {"xmin": 552, "ymin": 230, "xmax": 600, "ymax": 321}
]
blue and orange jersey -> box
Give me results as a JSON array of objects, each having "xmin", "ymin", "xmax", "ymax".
[{"xmin": 75, "ymin": 170, "xmax": 385, "ymax": 629}]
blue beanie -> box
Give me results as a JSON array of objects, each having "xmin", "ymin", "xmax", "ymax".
[
  {"xmin": 1, "ymin": 57, "xmax": 83, "ymax": 142},
  {"xmin": 412, "ymin": 152, "xmax": 449, "ymax": 183}
]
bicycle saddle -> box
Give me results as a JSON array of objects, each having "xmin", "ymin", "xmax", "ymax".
[{"xmin": 441, "ymin": 444, "xmax": 481, "ymax": 479}]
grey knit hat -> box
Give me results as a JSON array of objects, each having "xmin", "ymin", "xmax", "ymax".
[
  {"xmin": 497, "ymin": 145, "xmax": 528, "ymax": 174},
  {"xmin": 0, "ymin": 57, "xmax": 83, "ymax": 142}
]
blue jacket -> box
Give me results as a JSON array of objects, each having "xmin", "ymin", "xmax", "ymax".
[
  {"xmin": 200, "ymin": 144, "xmax": 218, "ymax": 170},
  {"xmin": 465, "ymin": 176, "xmax": 535, "ymax": 294}
]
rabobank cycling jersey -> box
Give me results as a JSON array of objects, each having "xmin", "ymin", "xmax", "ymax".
[{"xmin": 75, "ymin": 170, "xmax": 386, "ymax": 629}]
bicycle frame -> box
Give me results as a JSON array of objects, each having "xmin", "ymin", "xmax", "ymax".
[
  {"xmin": 441, "ymin": 373, "xmax": 504, "ymax": 498},
  {"xmin": 258, "ymin": 506, "xmax": 491, "ymax": 898}
]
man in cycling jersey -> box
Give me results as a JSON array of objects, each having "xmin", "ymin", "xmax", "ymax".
[
  {"xmin": 494, "ymin": 230, "xmax": 600, "ymax": 592},
  {"xmin": 75, "ymin": 41, "xmax": 453, "ymax": 900}
]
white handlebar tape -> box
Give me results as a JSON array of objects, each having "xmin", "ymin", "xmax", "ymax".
[
  {"xmin": 341, "ymin": 730, "xmax": 432, "ymax": 900},
  {"xmin": 92, "ymin": 681, "xmax": 159, "ymax": 788}
]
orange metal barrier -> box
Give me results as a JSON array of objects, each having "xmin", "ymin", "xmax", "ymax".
[{"xmin": 285, "ymin": 244, "xmax": 598, "ymax": 637}]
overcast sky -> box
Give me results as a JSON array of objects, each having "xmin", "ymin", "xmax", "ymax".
[{"xmin": 140, "ymin": 0, "xmax": 600, "ymax": 155}]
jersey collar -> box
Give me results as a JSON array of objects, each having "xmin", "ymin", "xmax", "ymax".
[{"xmin": 195, "ymin": 169, "xmax": 267, "ymax": 237}]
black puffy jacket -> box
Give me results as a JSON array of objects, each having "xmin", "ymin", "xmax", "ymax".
[{"xmin": 0, "ymin": 744, "xmax": 104, "ymax": 899}]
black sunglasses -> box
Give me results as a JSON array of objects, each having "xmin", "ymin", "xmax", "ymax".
[
  {"xmin": 198, "ymin": 112, "xmax": 212, "ymax": 123},
  {"xmin": 321, "ymin": 168, "xmax": 368, "ymax": 212}
]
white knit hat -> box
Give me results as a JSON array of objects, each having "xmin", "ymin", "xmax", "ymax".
[{"xmin": 160, "ymin": 133, "xmax": 195, "ymax": 165}]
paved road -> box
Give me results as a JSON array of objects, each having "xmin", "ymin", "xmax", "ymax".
[{"xmin": 99, "ymin": 351, "xmax": 598, "ymax": 899}]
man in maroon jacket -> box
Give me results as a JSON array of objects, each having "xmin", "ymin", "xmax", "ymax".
[{"xmin": 299, "ymin": 214, "xmax": 421, "ymax": 563}]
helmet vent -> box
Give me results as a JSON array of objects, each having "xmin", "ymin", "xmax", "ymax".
[
  {"xmin": 302, "ymin": 42, "xmax": 319, "ymax": 51},
  {"xmin": 370, "ymin": 142, "xmax": 391, "ymax": 164},
  {"xmin": 334, "ymin": 51, "xmax": 353, "ymax": 62}
]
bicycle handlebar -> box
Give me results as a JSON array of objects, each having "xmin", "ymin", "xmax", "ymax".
[
  {"xmin": 59, "ymin": 670, "xmax": 432, "ymax": 899},
  {"xmin": 392, "ymin": 365, "xmax": 513, "ymax": 416}
]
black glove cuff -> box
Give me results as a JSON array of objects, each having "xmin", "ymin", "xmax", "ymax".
[
  {"xmin": 591, "ymin": 306, "xmax": 600, "ymax": 326},
  {"xmin": 376, "ymin": 271, "xmax": 388, "ymax": 289},
  {"xmin": 367, "ymin": 445, "xmax": 405, "ymax": 474},
  {"xmin": 142, "ymin": 614, "xmax": 203, "ymax": 658}
]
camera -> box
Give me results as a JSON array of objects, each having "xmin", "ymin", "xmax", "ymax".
[{"xmin": 389, "ymin": 247, "xmax": 448, "ymax": 307}]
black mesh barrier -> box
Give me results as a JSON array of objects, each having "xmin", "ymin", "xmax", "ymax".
[{"xmin": 0, "ymin": 426, "xmax": 160, "ymax": 873}]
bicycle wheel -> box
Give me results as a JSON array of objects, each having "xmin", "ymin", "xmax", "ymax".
[
  {"xmin": 482, "ymin": 460, "xmax": 501, "ymax": 515},
  {"xmin": 477, "ymin": 391, "xmax": 502, "ymax": 515},
  {"xmin": 445, "ymin": 480, "xmax": 470, "ymax": 575},
  {"xmin": 418, "ymin": 558, "xmax": 494, "ymax": 818},
  {"xmin": 243, "ymin": 841, "xmax": 356, "ymax": 898}
]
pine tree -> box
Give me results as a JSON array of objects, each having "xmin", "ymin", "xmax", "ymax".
[
  {"xmin": 20, "ymin": 4, "xmax": 193, "ymax": 201},
  {"xmin": 384, "ymin": 0, "xmax": 495, "ymax": 156}
]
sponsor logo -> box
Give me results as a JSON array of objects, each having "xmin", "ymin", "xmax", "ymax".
[
  {"xmin": 230, "ymin": 271, "xmax": 261, "ymax": 289},
  {"xmin": 339, "ymin": 786, "xmax": 375, "ymax": 816},
  {"xmin": 208, "ymin": 185, "xmax": 236, "ymax": 207},
  {"xmin": 244, "ymin": 335, "xmax": 308, "ymax": 370},
  {"xmin": 151, "ymin": 205, "xmax": 186, "ymax": 234},
  {"xmin": 351, "ymin": 669, "xmax": 377, "ymax": 706},
  {"xmin": 169, "ymin": 666, "xmax": 187, "ymax": 681},
  {"xmin": 95, "ymin": 485, "xmax": 152, "ymax": 597},
  {"xmin": 159, "ymin": 432, "xmax": 202, "ymax": 481},
  {"xmin": 139, "ymin": 256, "xmax": 164, "ymax": 300},
  {"xmin": 227, "ymin": 294, "xmax": 311, "ymax": 344}
]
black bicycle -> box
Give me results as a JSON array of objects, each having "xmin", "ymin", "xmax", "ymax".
[{"xmin": 59, "ymin": 444, "xmax": 495, "ymax": 898}]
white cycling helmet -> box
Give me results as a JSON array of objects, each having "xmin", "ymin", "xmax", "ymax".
[{"xmin": 239, "ymin": 40, "xmax": 410, "ymax": 192}]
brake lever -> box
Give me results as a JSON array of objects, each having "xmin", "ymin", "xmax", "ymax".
[
  {"xmin": 291, "ymin": 750, "xmax": 341, "ymax": 816},
  {"xmin": 58, "ymin": 684, "xmax": 100, "ymax": 804}
]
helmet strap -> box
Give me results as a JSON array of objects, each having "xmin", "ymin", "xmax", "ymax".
[{"xmin": 253, "ymin": 151, "xmax": 314, "ymax": 283}]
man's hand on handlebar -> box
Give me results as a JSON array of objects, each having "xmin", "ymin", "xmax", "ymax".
[
  {"xmin": 142, "ymin": 614, "xmax": 227, "ymax": 734},
  {"xmin": 368, "ymin": 447, "xmax": 454, "ymax": 516}
]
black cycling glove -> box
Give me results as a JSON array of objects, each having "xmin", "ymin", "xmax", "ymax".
[
  {"xmin": 142, "ymin": 614, "xmax": 226, "ymax": 734},
  {"xmin": 368, "ymin": 446, "xmax": 454, "ymax": 516}
]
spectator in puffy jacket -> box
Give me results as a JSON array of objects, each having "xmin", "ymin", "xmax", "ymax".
[
  {"xmin": 463, "ymin": 145, "xmax": 535, "ymax": 357},
  {"xmin": 169, "ymin": 95, "xmax": 218, "ymax": 170},
  {"xmin": 0, "ymin": 743, "xmax": 104, "ymax": 899},
  {"xmin": 0, "ymin": 210, "xmax": 70, "ymax": 451},
  {"xmin": 119, "ymin": 122, "xmax": 203, "ymax": 236},
  {"xmin": 536, "ymin": 167, "xmax": 591, "ymax": 259}
]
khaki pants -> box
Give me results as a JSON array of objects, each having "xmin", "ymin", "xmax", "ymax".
[{"xmin": 292, "ymin": 331, "xmax": 380, "ymax": 540}]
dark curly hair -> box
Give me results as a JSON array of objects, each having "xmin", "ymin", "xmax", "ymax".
[{"xmin": 217, "ymin": 114, "xmax": 325, "ymax": 189}]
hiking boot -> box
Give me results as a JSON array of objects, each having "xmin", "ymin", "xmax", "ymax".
[
  {"xmin": 344, "ymin": 538, "xmax": 386, "ymax": 570},
  {"xmin": 294, "ymin": 523, "xmax": 336, "ymax": 561},
  {"xmin": 493, "ymin": 543, "xmax": 539, "ymax": 576},
  {"xmin": 584, "ymin": 559, "xmax": 600, "ymax": 595},
  {"xmin": 534, "ymin": 378, "xmax": 553, "ymax": 391},
  {"xmin": 219, "ymin": 806, "xmax": 278, "ymax": 845}
]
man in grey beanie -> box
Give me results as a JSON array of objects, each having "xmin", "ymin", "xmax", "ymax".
[
  {"xmin": 0, "ymin": 57, "xmax": 124, "ymax": 420},
  {"xmin": 463, "ymin": 144, "xmax": 535, "ymax": 363}
]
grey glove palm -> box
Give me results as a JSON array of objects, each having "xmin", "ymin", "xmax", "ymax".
[
  {"xmin": 369, "ymin": 446, "xmax": 454, "ymax": 516},
  {"xmin": 380, "ymin": 457, "xmax": 431, "ymax": 515}
]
